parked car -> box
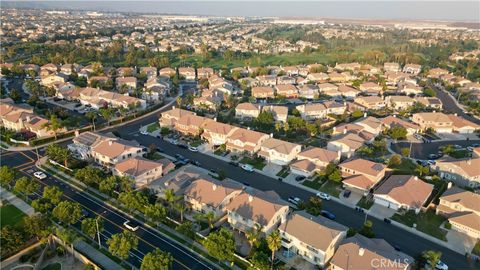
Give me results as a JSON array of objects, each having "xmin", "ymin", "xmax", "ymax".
[
  {"xmin": 316, "ymin": 192, "xmax": 331, "ymax": 201},
  {"xmin": 123, "ymin": 220, "xmax": 140, "ymax": 231},
  {"xmin": 295, "ymin": 176, "xmax": 306, "ymax": 182},
  {"xmin": 188, "ymin": 146, "xmax": 198, "ymax": 152},
  {"xmin": 178, "ymin": 144, "xmax": 188, "ymax": 149},
  {"xmin": 229, "ymin": 161, "xmax": 239, "ymax": 167},
  {"xmin": 453, "ymin": 144, "xmax": 462, "ymax": 149},
  {"xmin": 288, "ymin": 197, "xmax": 302, "ymax": 206},
  {"xmin": 241, "ymin": 164, "xmax": 254, "ymax": 172},
  {"xmin": 321, "ymin": 210, "xmax": 336, "ymax": 220},
  {"xmin": 435, "ymin": 260, "xmax": 448, "ymax": 270},
  {"xmin": 466, "ymin": 146, "xmax": 474, "ymax": 152},
  {"xmin": 140, "ymin": 130, "xmax": 148, "ymax": 135},
  {"xmin": 383, "ymin": 218, "xmax": 391, "ymax": 224},
  {"xmin": 191, "ymin": 160, "xmax": 201, "ymax": 166},
  {"xmin": 33, "ymin": 171, "xmax": 47, "ymax": 180},
  {"xmin": 343, "ymin": 190, "xmax": 351, "ymax": 198},
  {"xmin": 175, "ymin": 154, "xmax": 185, "ymax": 160}
]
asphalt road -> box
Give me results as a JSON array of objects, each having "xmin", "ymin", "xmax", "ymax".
[
  {"xmin": 391, "ymin": 139, "xmax": 480, "ymax": 160},
  {"xmin": 1, "ymin": 149, "xmax": 216, "ymax": 270},
  {"xmin": 433, "ymin": 85, "xmax": 480, "ymax": 125}
]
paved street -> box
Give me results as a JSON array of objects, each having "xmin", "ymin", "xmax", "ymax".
[
  {"xmin": 1, "ymin": 150, "xmax": 217, "ymax": 270},
  {"xmin": 433, "ymin": 85, "xmax": 480, "ymax": 125},
  {"xmin": 392, "ymin": 139, "xmax": 480, "ymax": 159}
]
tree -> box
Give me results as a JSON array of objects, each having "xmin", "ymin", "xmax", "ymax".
[
  {"xmin": 174, "ymin": 201, "xmax": 187, "ymax": 222},
  {"xmin": 144, "ymin": 204, "xmax": 167, "ymax": 223},
  {"xmin": 359, "ymin": 220, "xmax": 375, "ymax": 238},
  {"xmin": 328, "ymin": 169, "xmax": 342, "ymax": 182},
  {"xmin": 351, "ymin": 110, "xmax": 364, "ymax": 118},
  {"xmin": 31, "ymin": 198, "xmax": 53, "ymax": 213},
  {"xmin": 52, "ymin": 201, "xmax": 83, "ymax": 225},
  {"xmin": 246, "ymin": 223, "xmax": 263, "ymax": 250},
  {"xmin": 43, "ymin": 186, "xmax": 63, "ymax": 204},
  {"xmin": 0, "ymin": 165, "xmax": 16, "ymax": 187},
  {"xmin": 400, "ymin": 147, "xmax": 410, "ymax": 157},
  {"xmin": 415, "ymin": 164, "xmax": 430, "ymax": 177},
  {"xmin": 388, "ymin": 126, "xmax": 408, "ymax": 140},
  {"xmin": 43, "ymin": 114, "xmax": 63, "ymax": 140},
  {"xmin": 99, "ymin": 107, "xmax": 114, "ymax": 126},
  {"xmin": 23, "ymin": 214, "xmax": 51, "ymax": 241},
  {"xmin": 141, "ymin": 248, "xmax": 173, "ymax": 270},
  {"xmin": 118, "ymin": 191, "xmax": 148, "ymax": 213},
  {"xmin": 56, "ymin": 227, "xmax": 78, "ymax": 258},
  {"xmin": 388, "ymin": 155, "xmax": 402, "ymax": 167},
  {"xmin": 203, "ymin": 228, "xmax": 235, "ymax": 262},
  {"xmin": 85, "ymin": 112, "xmax": 97, "ymax": 131},
  {"xmin": 423, "ymin": 88, "xmax": 436, "ymax": 97},
  {"xmin": 81, "ymin": 217, "xmax": 103, "ymax": 240},
  {"xmin": 108, "ymin": 231, "xmax": 139, "ymax": 260},
  {"xmin": 249, "ymin": 250, "xmax": 270, "ymax": 270},
  {"xmin": 266, "ymin": 230, "xmax": 281, "ymax": 270},
  {"xmin": 176, "ymin": 96, "xmax": 183, "ymax": 107},
  {"xmin": 422, "ymin": 250, "xmax": 442, "ymax": 268},
  {"xmin": 0, "ymin": 225, "xmax": 24, "ymax": 255},
  {"xmin": 164, "ymin": 189, "xmax": 179, "ymax": 213},
  {"xmin": 14, "ymin": 176, "xmax": 40, "ymax": 200},
  {"xmin": 175, "ymin": 221, "xmax": 195, "ymax": 239},
  {"xmin": 99, "ymin": 176, "xmax": 117, "ymax": 196},
  {"xmin": 75, "ymin": 167, "xmax": 103, "ymax": 187}
]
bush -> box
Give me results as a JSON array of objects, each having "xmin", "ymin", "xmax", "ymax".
[
  {"xmin": 85, "ymin": 264, "xmax": 95, "ymax": 270},
  {"xmin": 347, "ymin": 227, "xmax": 357, "ymax": 237},
  {"xmin": 444, "ymin": 222, "xmax": 452, "ymax": 229}
]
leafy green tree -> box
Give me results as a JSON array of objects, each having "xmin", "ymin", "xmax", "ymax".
[
  {"xmin": 422, "ymin": 250, "xmax": 442, "ymax": 268},
  {"xmin": 14, "ymin": 176, "xmax": 40, "ymax": 200},
  {"xmin": 85, "ymin": 112, "xmax": 97, "ymax": 131},
  {"xmin": 351, "ymin": 110, "xmax": 364, "ymax": 118},
  {"xmin": 43, "ymin": 186, "xmax": 63, "ymax": 204},
  {"xmin": 81, "ymin": 217, "xmax": 103, "ymax": 240},
  {"xmin": 388, "ymin": 155, "xmax": 402, "ymax": 167},
  {"xmin": 0, "ymin": 225, "xmax": 24, "ymax": 255},
  {"xmin": 56, "ymin": 227, "xmax": 78, "ymax": 258},
  {"xmin": 118, "ymin": 191, "xmax": 148, "ymax": 213},
  {"xmin": 423, "ymin": 88, "xmax": 436, "ymax": 97},
  {"xmin": 42, "ymin": 114, "xmax": 63, "ymax": 140},
  {"xmin": 328, "ymin": 169, "xmax": 342, "ymax": 182},
  {"xmin": 388, "ymin": 126, "xmax": 408, "ymax": 140},
  {"xmin": 0, "ymin": 165, "xmax": 16, "ymax": 187},
  {"xmin": 31, "ymin": 198, "xmax": 53, "ymax": 213},
  {"xmin": 75, "ymin": 167, "xmax": 103, "ymax": 187},
  {"xmin": 359, "ymin": 220, "xmax": 375, "ymax": 238},
  {"xmin": 141, "ymin": 248, "xmax": 173, "ymax": 270},
  {"xmin": 400, "ymin": 147, "xmax": 410, "ymax": 157},
  {"xmin": 23, "ymin": 214, "xmax": 51, "ymax": 241},
  {"xmin": 99, "ymin": 176, "xmax": 117, "ymax": 196},
  {"xmin": 415, "ymin": 165, "xmax": 430, "ymax": 177},
  {"xmin": 175, "ymin": 221, "xmax": 195, "ymax": 239},
  {"xmin": 52, "ymin": 201, "xmax": 83, "ymax": 225},
  {"xmin": 246, "ymin": 224, "xmax": 263, "ymax": 250},
  {"xmin": 174, "ymin": 201, "xmax": 187, "ymax": 222},
  {"xmin": 107, "ymin": 231, "xmax": 139, "ymax": 260},
  {"xmin": 248, "ymin": 250, "xmax": 270, "ymax": 270},
  {"xmin": 305, "ymin": 196, "xmax": 323, "ymax": 216},
  {"xmin": 144, "ymin": 204, "xmax": 167, "ymax": 223},
  {"xmin": 203, "ymin": 228, "xmax": 235, "ymax": 262},
  {"xmin": 99, "ymin": 107, "xmax": 114, "ymax": 126},
  {"xmin": 266, "ymin": 230, "xmax": 281, "ymax": 270}
]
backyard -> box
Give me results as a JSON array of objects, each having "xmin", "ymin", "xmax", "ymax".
[{"xmin": 391, "ymin": 209, "xmax": 447, "ymax": 241}]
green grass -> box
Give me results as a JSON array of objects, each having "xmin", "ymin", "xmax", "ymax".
[
  {"xmin": 319, "ymin": 180, "xmax": 342, "ymax": 198},
  {"xmin": 0, "ymin": 204, "xmax": 26, "ymax": 228},
  {"xmin": 472, "ymin": 240, "xmax": 480, "ymax": 256},
  {"xmin": 449, "ymin": 149, "xmax": 471, "ymax": 159},
  {"xmin": 391, "ymin": 209, "xmax": 447, "ymax": 241},
  {"xmin": 239, "ymin": 156, "xmax": 266, "ymax": 170},
  {"xmin": 146, "ymin": 122, "xmax": 160, "ymax": 133},
  {"xmin": 391, "ymin": 159, "xmax": 417, "ymax": 174},
  {"xmin": 41, "ymin": 263, "xmax": 61, "ymax": 270},
  {"xmin": 302, "ymin": 179, "xmax": 323, "ymax": 190},
  {"xmin": 276, "ymin": 168, "xmax": 290, "ymax": 178},
  {"xmin": 357, "ymin": 196, "xmax": 374, "ymax": 209}
]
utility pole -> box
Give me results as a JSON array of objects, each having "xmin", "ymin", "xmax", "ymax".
[{"xmin": 96, "ymin": 217, "xmax": 101, "ymax": 249}]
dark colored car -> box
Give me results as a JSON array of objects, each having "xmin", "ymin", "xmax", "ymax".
[
  {"xmin": 343, "ymin": 190, "xmax": 351, "ymax": 198},
  {"xmin": 295, "ymin": 176, "xmax": 306, "ymax": 181},
  {"xmin": 178, "ymin": 144, "xmax": 188, "ymax": 149},
  {"xmin": 156, "ymin": 147, "xmax": 164, "ymax": 152},
  {"xmin": 321, "ymin": 210, "xmax": 336, "ymax": 220},
  {"xmin": 384, "ymin": 218, "xmax": 391, "ymax": 224},
  {"xmin": 229, "ymin": 161, "xmax": 239, "ymax": 167}
]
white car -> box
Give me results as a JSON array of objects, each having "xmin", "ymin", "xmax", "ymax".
[
  {"xmin": 188, "ymin": 146, "xmax": 198, "ymax": 152},
  {"xmin": 288, "ymin": 196, "xmax": 302, "ymax": 206},
  {"xmin": 241, "ymin": 164, "xmax": 254, "ymax": 172},
  {"xmin": 316, "ymin": 192, "xmax": 331, "ymax": 201},
  {"xmin": 123, "ymin": 220, "xmax": 140, "ymax": 232},
  {"xmin": 435, "ymin": 260, "xmax": 448, "ymax": 270},
  {"xmin": 140, "ymin": 130, "xmax": 148, "ymax": 135},
  {"xmin": 33, "ymin": 171, "xmax": 47, "ymax": 180}
]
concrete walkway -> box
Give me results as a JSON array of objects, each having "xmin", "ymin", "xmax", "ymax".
[
  {"xmin": 0, "ymin": 187, "xmax": 35, "ymax": 216},
  {"xmin": 73, "ymin": 241, "xmax": 124, "ymax": 270}
]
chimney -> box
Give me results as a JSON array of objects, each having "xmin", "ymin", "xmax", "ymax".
[
  {"xmin": 214, "ymin": 117, "xmax": 217, "ymax": 122},
  {"xmin": 447, "ymin": 182, "xmax": 453, "ymax": 189},
  {"xmin": 454, "ymin": 113, "xmax": 457, "ymax": 116},
  {"xmin": 248, "ymin": 195, "xmax": 253, "ymax": 202},
  {"xmin": 358, "ymin": 248, "xmax": 365, "ymax": 256},
  {"xmin": 74, "ymin": 130, "xmax": 80, "ymax": 137},
  {"xmin": 343, "ymin": 128, "xmax": 347, "ymax": 135},
  {"xmin": 108, "ymin": 140, "xmax": 113, "ymax": 146},
  {"xmin": 467, "ymin": 159, "xmax": 471, "ymax": 165},
  {"xmin": 414, "ymin": 176, "xmax": 418, "ymax": 181},
  {"xmin": 172, "ymin": 106, "xmax": 175, "ymax": 109},
  {"xmin": 247, "ymin": 127, "xmax": 251, "ymax": 130},
  {"xmin": 212, "ymin": 184, "xmax": 217, "ymax": 191},
  {"xmin": 363, "ymin": 112, "xmax": 367, "ymax": 118},
  {"xmin": 270, "ymin": 133, "xmax": 273, "ymax": 138},
  {"xmin": 393, "ymin": 114, "xmax": 397, "ymax": 118},
  {"xmin": 333, "ymin": 126, "xmax": 336, "ymax": 132}
]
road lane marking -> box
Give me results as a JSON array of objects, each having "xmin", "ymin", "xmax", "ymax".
[
  {"xmin": 18, "ymin": 151, "xmax": 35, "ymax": 162},
  {"xmin": 15, "ymin": 161, "xmax": 35, "ymax": 170}
]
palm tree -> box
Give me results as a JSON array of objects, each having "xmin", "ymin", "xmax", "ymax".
[
  {"xmin": 266, "ymin": 229, "xmax": 281, "ymax": 270},
  {"xmin": 43, "ymin": 114, "xmax": 63, "ymax": 140},
  {"xmin": 174, "ymin": 201, "xmax": 186, "ymax": 222},
  {"xmin": 164, "ymin": 189, "xmax": 178, "ymax": 215},
  {"xmin": 422, "ymin": 250, "xmax": 442, "ymax": 268},
  {"xmin": 246, "ymin": 223, "xmax": 262, "ymax": 249},
  {"xmin": 204, "ymin": 211, "xmax": 215, "ymax": 229},
  {"xmin": 56, "ymin": 227, "xmax": 78, "ymax": 261},
  {"xmin": 85, "ymin": 112, "xmax": 97, "ymax": 131}
]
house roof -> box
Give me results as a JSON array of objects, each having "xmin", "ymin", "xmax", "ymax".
[
  {"xmin": 184, "ymin": 178, "xmax": 243, "ymax": 208},
  {"xmin": 228, "ymin": 128, "xmax": 268, "ymax": 144},
  {"xmin": 236, "ymin": 103, "xmax": 261, "ymax": 111},
  {"xmin": 375, "ymin": 175, "xmax": 433, "ymax": 208},
  {"xmin": 261, "ymin": 137, "xmax": 300, "ymax": 155},
  {"xmin": 440, "ymin": 187, "xmax": 480, "ymax": 213},
  {"xmin": 340, "ymin": 158, "xmax": 385, "ymax": 178},
  {"xmin": 203, "ymin": 120, "xmax": 237, "ymax": 135},
  {"xmin": 343, "ymin": 175, "xmax": 376, "ymax": 191},
  {"xmin": 114, "ymin": 156, "xmax": 163, "ymax": 177},
  {"xmin": 298, "ymin": 146, "xmax": 338, "ymax": 163},
  {"xmin": 279, "ymin": 211, "xmax": 347, "ymax": 251},
  {"xmin": 92, "ymin": 138, "xmax": 142, "ymax": 159},
  {"xmin": 438, "ymin": 158, "xmax": 480, "ymax": 178}
]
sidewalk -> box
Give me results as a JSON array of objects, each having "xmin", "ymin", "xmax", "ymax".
[
  {"xmin": 0, "ymin": 187, "xmax": 35, "ymax": 216},
  {"xmin": 73, "ymin": 241, "xmax": 123, "ymax": 270}
]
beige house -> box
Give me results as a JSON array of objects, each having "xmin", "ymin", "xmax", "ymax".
[
  {"xmin": 338, "ymin": 85, "xmax": 361, "ymax": 99},
  {"xmin": 436, "ymin": 187, "xmax": 480, "ymax": 239},
  {"xmin": 113, "ymin": 157, "xmax": 168, "ymax": 188},
  {"xmin": 414, "ymin": 97, "xmax": 443, "ymax": 110},
  {"xmin": 60, "ymin": 87, "xmax": 146, "ymax": 110},
  {"xmin": 373, "ymin": 175, "xmax": 433, "ymax": 212},
  {"xmin": 296, "ymin": 103, "xmax": 327, "ymax": 120},
  {"xmin": 290, "ymin": 147, "xmax": 340, "ymax": 177},
  {"xmin": 380, "ymin": 116, "xmax": 421, "ymax": 135},
  {"xmin": 159, "ymin": 107, "xmax": 195, "ymax": 128},
  {"xmin": 159, "ymin": 67, "xmax": 176, "ymax": 78},
  {"xmin": 235, "ymin": 103, "xmax": 261, "ymax": 119},
  {"xmin": 306, "ymin": 72, "xmax": 329, "ymax": 82},
  {"xmin": 403, "ymin": 64, "xmax": 422, "ymax": 75},
  {"xmin": 354, "ymin": 96, "xmax": 386, "ymax": 110},
  {"xmin": 330, "ymin": 234, "xmax": 412, "ymax": 270},
  {"xmin": 386, "ymin": 95, "xmax": 415, "ymax": 111},
  {"xmin": 90, "ymin": 136, "xmax": 145, "ymax": 167},
  {"xmin": 116, "ymin": 77, "xmax": 137, "ymax": 91},
  {"xmin": 184, "ymin": 178, "xmax": 243, "ymax": 218},
  {"xmin": 384, "ymin": 62, "xmax": 400, "ymax": 72},
  {"xmin": 178, "ymin": 67, "xmax": 196, "ymax": 80},
  {"xmin": 252, "ymin": 86, "xmax": 275, "ymax": 99},
  {"xmin": 225, "ymin": 189, "xmax": 289, "ymax": 235},
  {"xmin": 174, "ymin": 114, "xmax": 208, "ymax": 136},
  {"xmin": 263, "ymin": 105, "xmax": 288, "ymax": 122},
  {"xmin": 398, "ymin": 83, "xmax": 423, "ymax": 96},
  {"xmin": 41, "ymin": 74, "xmax": 66, "ymax": 87},
  {"xmin": 226, "ymin": 128, "xmax": 270, "ymax": 155},
  {"xmin": 327, "ymin": 133, "xmax": 366, "ymax": 158},
  {"xmin": 359, "ymin": 82, "xmax": 383, "ymax": 95},
  {"xmin": 275, "ymin": 84, "xmax": 298, "ymax": 98},
  {"xmin": 340, "ymin": 158, "xmax": 386, "ymax": 195},
  {"xmin": 201, "ymin": 120, "xmax": 238, "ymax": 145},
  {"xmin": 197, "ymin": 67, "xmax": 214, "ymax": 79},
  {"xmin": 279, "ymin": 211, "xmax": 347, "ymax": 267},
  {"xmin": 256, "ymin": 75, "xmax": 277, "ymax": 86},
  {"xmin": 258, "ymin": 137, "xmax": 302, "ymax": 165},
  {"xmin": 433, "ymin": 157, "xmax": 480, "ymax": 188},
  {"xmin": 428, "ymin": 68, "xmax": 449, "ymax": 78},
  {"xmin": 411, "ymin": 112, "xmax": 453, "ymax": 133}
]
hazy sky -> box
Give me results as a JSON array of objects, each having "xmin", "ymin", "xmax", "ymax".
[{"xmin": 3, "ymin": 1, "xmax": 480, "ymax": 22}]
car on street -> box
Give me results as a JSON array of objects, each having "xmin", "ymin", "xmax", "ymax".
[
  {"xmin": 123, "ymin": 220, "xmax": 140, "ymax": 231},
  {"xmin": 472, "ymin": 143, "xmax": 480, "ymax": 147},
  {"xmin": 316, "ymin": 192, "xmax": 331, "ymax": 201},
  {"xmin": 321, "ymin": 210, "xmax": 336, "ymax": 220},
  {"xmin": 175, "ymin": 154, "xmax": 185, "ymax": 160},
  {"xmin": 288, "ymin": 196, "xmax": 302, "ymax": 206},
  {"xmin": 435, "ymin": 260, "xmax": 448, "ymax": 270},
  {"xmin": 191, "ymin": 160, "xmax": 201, "ymax": 166},
  {"xmin": 178, "ymin": 144, "xmax": 188, "ymax": 149},
  {"xmin": 453, "ymin": 144, "xmax": 462, "ymax": 149},
  {"xmin": 140, "ymin": 130, "xmax": 148, "ymax": 135},
  {"xmin": 466, "ymin": 146, "xmax": 474, "ymax": 152},
  {"xmin": 156, "ymin": 147, "xmax": 164, "ymax": 152},
  {"xmin": 229, "ymin": 161, "xmax": 239, "ymax": 167},
  {"xmin": 33, "ymin": 171, "xmax": 47, "ymax": 180},
  {"xmin": 188, "ymin": 146, "xmax": 198, "ymax": 152},
  {"xmin": 428, "ymin": 153, "xmax": 439, "ymax": 159},
  {"xmin": 241, "ymin": 164, "xmax": 254, "ymax": 172}
]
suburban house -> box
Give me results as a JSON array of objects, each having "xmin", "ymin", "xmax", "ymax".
[
  {"xmin": 116, "ymin": 76, "xmax": 137, "ymax": 91},
  {"xmin": 258, "ymin": 137, "xmax": 302, "ymax": 165},
  {"xmin": 355, "ymin": 116, "xmax": 383, "ymax": 135},
  {"xmin": 113, "ymin": 156, "xmax": 170, "ymax": 188},
  {"xmin": 380, "ymin": 116, "xmax": 421, "ymax": 135},
  {"xmin": 428, "ymin": 68, "xmax": 449, "ymax": 78},
  {"xmin": 235, "ymin": 103, "xmax": 261, "ymax": 119},
  {"xmin": 178, "ymin": 67, "xmax": 196, "ymax": 80},
  {"xmin": 140, "ymin": 66, "xmax": 157, "ymax": 78},
  {"xmin": 386, "ymin": 95, "xmax": 415, "ymax": 111},
  {"xmin": 339, "ymin": 158, "xmax": 386, "ymax": 195},
  {"xmin": 40, "ymin": 74, "xmax": 67, "ymax": 87},
  {"xmin": 403, "ymin": 64, "xmax": 422, "ymax": 75},
  {"xmin": 290, "ymin": 147, "xmax": 340, "ymax": 177},
  {"xmin": 354, "ymin": 96, "xmax": 386, "ymax": 110},
  {"xmin": 159, "ymin": 67, "xmax": 176, "ymax": 78},
  {"xmin": 436, "ymin": 187, "xmax": 480, "ymax": 239},
  {"xmin": 276, "ymin": 76, "xmax": 296, "ymax": 86},
  {"xmin": 433, "ymin": 157, "xmax": 480, "ymax": 188},
  {"xmin": 183, "ymin": 178, "xmax": 243, "ymax": 218},
  {"xmin": 338, "ymin": 85, "xmax": 361, "ymax": 99},
  {"xmin": 296, "ymin": 103, "xmax": 328, "ymax": 120},
  {"xmin": 411, "ymin": 112, "xmax": 453, "ymax": 133},
  {"xmin": 447, "ymin": 114, "xmax": 480, "ymax": 133},
  {"xmin": 256, "ymin": 75, "xmax": 277, "ymax": 86},
  {"xmin": 201, "ymin": 120, "xmax": 238, "ymax": 145},
  {"xmin": 159, "ymin": 107, "xmax": 195, "ymax": 128},
  {"xmin": 359, "ymin": 82, "xmax": 383, "ymax": 95},
  {"xmin": 384, "ymin": 62, "xmax": 400, "ymax": 72},
  {"xmin": 252, "ymin": 86, "xmax": 275, "ymax": 99},
  {"xmin": 318, "ymin": 83, "xmax": 338, "ymax": 95},
  {"xmin": 298, "ymin": 84, "xmax": 319, "ymax": 99},
  {"xmin": 306, "ymin": 72, "xmax": 329, "ymax": 82},
  {"xmin": 263, "ymin": 105, "xmax": 289, "ymax": 122},
  {"xmin": 226, "ymin": 128, "xmax": 270, "ymax": 155},
  {"xmin": 279, "ymin": 211, "xmax": 347, "ymax": 267},
  {"xmin": 174, "ymin": 114, "xmax": 208, "ymax": 136},
  {"xmin": 414, "ymin": 96, "xmax": 443, "ymax": 110},
  {"xmin": 59, "ymin": 87, "xmax": 146, "ymax": 110},
  {"xmin": 197, "ymin": 67, "xmax": 214, "ymax": 79},
  {"xmin": 275, "ymin": 84, "xmax": 298, "ymax": 98},
  {"xmin": 225, "ymin": 189, "xmax": 289, "ymax": 235},
  {"xmin": 373, "ymin": 175, "xmax": 434, "ymax": 212},
  {"xmin": 327, "ymin": 133, "xmax": 366, "ymax": 158},
  {"xmin": 398, "ymin": 82, "xmax": 423, "ymax": 96},
  {"xmin": 330, "ymin": 234, "xmax": 412, "ymax": 270}
]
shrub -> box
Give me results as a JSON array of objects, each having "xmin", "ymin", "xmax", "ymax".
[
  {"xmin": 56, "ymin": 246, "xmax": 65, "ymax": 256},
  {"xmin": 444, "ymin": 222, "xmax": 452, "ymax": 230}
]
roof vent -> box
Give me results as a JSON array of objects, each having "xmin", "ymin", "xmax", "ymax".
[
  {"xmin": 359, "ymin": 248, "xmax": 365, "ymax": 256},
  {"xmin": 212, "ymin": 184, "xmax": 217, "ymax": 191},
  {"xmin": 108, "ymin": 140, "xmax": 113, "ymax": 146},
  {"xmin": 248, "ymin": 195, "xmax": 254, "ymax": 202}
]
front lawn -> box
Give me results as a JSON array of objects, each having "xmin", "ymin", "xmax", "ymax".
[
  {"xmin": 391, "ymin": 159, "xmax": 417, "ymax": 174},
  {"xmin": 146, "ymin": 122, "xmax": 160, "ymax": 133},
  {"xmin": 276, "ymin": 167, "xmax": 290, "ymax": 178},
  {"xmin": 319, "ymin": 180, "xmax": 342, "ymax": 198},
  {"xmin": 391, "ymin": 209, "xmax": 447, "ymax": 241},
  {"xmin": 303, "ymin": 179, "xmax": 323, "ymax": 190},
  {"xmin": 239, "ymin": 156, "xmax": 266, "ymax": 170},
  {"xmin": 449, "ymin": 149, "xmax": 471, "ymax": 159},
  {"xmin": 0, "ymin": 204, "xmax": 26, "ymax": 228},
  {"xmin": 357, "ymin": 196, "xmax": 374, "ymax": 209}
]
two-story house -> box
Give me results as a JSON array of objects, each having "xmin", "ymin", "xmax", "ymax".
[
  {"xmin": 226, "ymin": 128, "xmax": 270, "ymax": 155},
  {"xmin": 339, "ymin": 158, "xmax": 387, "ymax": 195},
  {"xmin": 290, "ymin": 147, "xmax": 340, "ymax": 177},
  {"xmin": 258, "ymin": 137, "xmax": 302, "ymax": 165}
]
